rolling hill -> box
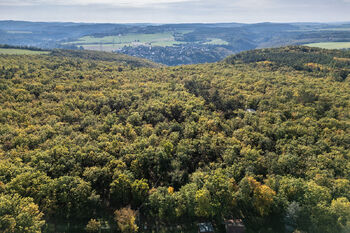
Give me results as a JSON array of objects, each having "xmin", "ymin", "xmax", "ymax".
[{"xmin": 2, "ymin": 21, "xmax": 350, "ymax": 65}]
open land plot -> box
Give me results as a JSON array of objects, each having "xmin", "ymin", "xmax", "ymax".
[
  {"xmin": 0, "ymin": 48, "xmax": 50, "ymax": 55},
  {"xmin": 305, "ymin": 42, "xmax": 350, "ymax": 49},
  {"xmin": 67, "ymin": 33, "xmax": 180, "ymax": 45},
  {"xmin": 204, "ymin": 38, "xmax": 229, "ymax": 45},
  {"xmin": 68, "ymin": 33, "xmax": 186, "ymax": 51},
  {"xmin": 6, "ymin": 30, "xmax": 33, "ymax": 34}
]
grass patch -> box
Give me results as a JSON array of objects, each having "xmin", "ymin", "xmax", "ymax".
[
  {"xmin": 203, "ymin": 38, "xmax": 229, "ymax": 45},
  {"xmin": 0, "ymin": 48, "xmax": 49, "ymax": 55},
  {"xmin": 305, "ymin": 42, "xmax": 350, "ymax": 49},
  {"xmin": 319, "ymin": 28, "xmax": 350, "ymax": 31},
  {"xmin": 68, "ymin": 33, "xmax": 176, "ymax": 44},
  {"xmin": 67, "ymin": 33, "xmax": 185, "ymax": 51},
  {"xmin": 82, "ymin": 44, "xmax": 128, "ymax": 52},
  {"xmin": 6, "ymin": 30, "xmax": 32, "ymax": 34}
]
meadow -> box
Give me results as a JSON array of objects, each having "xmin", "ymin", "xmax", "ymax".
[
  {"xmin": 204, "ymin": 38, "xmax": 229, "ymax": 45},
  {"xmin": 0, "ymin": 48, "xmax": 49, "ymax": 55},
  {"xmin": 65, "ymin": 32, "xmax": 230, "ymax": 52},
  {"xmin": 66, "ymin": 33, "xmax": 186, "ymax": 51},
  {"xmin": 305, "ymin": 42, "xmax": 350, "ymax": 49}
]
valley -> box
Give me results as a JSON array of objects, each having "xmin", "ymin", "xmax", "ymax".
[{"xmin": 2, "ymin": 21, "xmax": 350, "ymax": 65}]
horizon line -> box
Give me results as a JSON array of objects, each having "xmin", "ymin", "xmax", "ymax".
[{"xmin": 1, "ymin": 19, "xmax": 350, "ymax": 25}]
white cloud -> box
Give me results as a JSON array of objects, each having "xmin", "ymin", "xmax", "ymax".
[
  {"xmin": 230, "ymin": 0, "xmax": 275, "ymax": 8},
  {"xmin": 0, "ymin": 0, "xmax": 194, "ymax": 7},
  {"xmin": 0, "ymin": 0, "xmax": 349, "ymax": 23},
  {"xmin": 0, "ymin": 0, "xmax": 345, "ymax": 9}
]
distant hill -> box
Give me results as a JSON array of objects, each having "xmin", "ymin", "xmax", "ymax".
[{"xmin": 2, "ymin": 20, "xmax": 350, "ymax": 65}]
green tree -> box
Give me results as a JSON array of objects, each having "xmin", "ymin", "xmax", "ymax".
[
  {"xmin": 0, "ymin": 193, "xmax": 44, "ymax": 233},
  {"xmin": 110, "ymin": 173, "xmax": 132, "ymax": 207},
  {"xmin": 330, "ymin": 197, "xmax": 350, "ymax": 232},
  {"xmin": 131, "ymin": 179, "xmax": 149, "ymax": 207},
  {"xmin": 41, "ymin": 176, "xmax": 99, "ymax": 220},
  {"xmin": 85, "ymin": 219, "xmax": 102, "ymax": 233}
]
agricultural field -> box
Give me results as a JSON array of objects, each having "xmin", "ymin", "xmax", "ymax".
[
  {"xmin": 6, "ymin": 30, "xmax": 33, "ymax": 34},
  {"xmin": 66, "ymin": 32, "xmax": 230, "ymax": 52},
  {"xmin": 305, "ymin": 42, "xmax": 350, "ymax": 49},
  {"xmin": 204, "ymin": 38, "xmax": 229, "ymax": 45},
  {"xmin": 0, "ymin": 48, "xmax": 49, "ymax": 55},
  {"xmin": 319, "ymin": 28, "xmax": 350, "ymax": 31},
  {"xmin": 66, "ymin": 33, "xmax": 186, "ymax": 51},
  {"xmin": 81, "ymin": 44, "xmax": 127, "ymax": 52}
]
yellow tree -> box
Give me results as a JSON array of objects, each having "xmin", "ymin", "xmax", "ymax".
[{"xmin": 114, "ymin": 206, "xmax": 138, "ymax": 233}]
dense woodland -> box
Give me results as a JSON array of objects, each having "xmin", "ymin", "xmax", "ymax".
[{"xmin": 0, "ymin": 47, "xmax": 350, "ymax": 233}]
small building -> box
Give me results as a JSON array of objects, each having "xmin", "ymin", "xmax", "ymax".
[
  {"xmin": 245, "ymin": 108, "xmax": 256, "ymax": 113},
  {"xmin": 198, "ymin": 222, "xmax": 214, "ymax": 233},
  {"xmin": 225, "ymin": 219, "xmax": 245, "ymax": 233}
]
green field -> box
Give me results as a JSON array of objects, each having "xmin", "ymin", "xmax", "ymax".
[
  {"xmin": 67, "ymin": 32, "xmax": 185, "ymax": 51},
  {"xmin": 82, "ymin": 43, "xmax": 130, "ymax": 52},
  {"xmin": 82, "ymin": 41, "xmax": 186, "ymax": 52},
  {"xmin": 305, "ymin": 42, "xmax": 350, "ymax": 49},
  {"xmin": 66, "ymin": 32, "xmax": 232, "ymax": 52},
  {"xmin": 0, "ymin": 48, "xmax": 50, "ymax": 55},
  {"xmin": 6, "ymin": 30, "xmax": 32, "ymax": 34},
  {"xmin": 70, "ymin": 33, "xmax": 176, "ymax": 44},
  {"xmin": 204, "ymin": 38, "xmax": 229, "ymax": 45},
  {"xmin": 319, "ymin": 28, "xmax": 350, "ymax": 31}
]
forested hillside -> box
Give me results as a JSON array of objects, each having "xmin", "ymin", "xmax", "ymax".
[
  {"xmin": 0, "ymin": 47, "xmax": 350, "ymax": 233},
  {"xmin": 50, "ymin": 49, "xmax": 160, "ymax": 68},
  {"xmin": 225, "ymin": 46, "xmax": 350, "ymax": 81}
]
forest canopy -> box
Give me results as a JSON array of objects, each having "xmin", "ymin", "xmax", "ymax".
[{"xmin": 0, "ymin": 46, "xmax": 349, "ymax": 233}]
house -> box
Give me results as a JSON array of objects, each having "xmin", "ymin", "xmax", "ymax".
[
  {"xmin": 198, "ymin": 222, "xmax": 214, "ymax": 233},
  {"xmin": 225, "ymin": 219, "xmax": 245, "ymax": 233}
]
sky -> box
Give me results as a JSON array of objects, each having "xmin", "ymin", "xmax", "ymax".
[{"xmin": 0, "ymin": 0, "xmax": 350, "ymax": 23}]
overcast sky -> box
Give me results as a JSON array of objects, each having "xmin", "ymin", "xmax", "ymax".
[{"xmin": 0, "ymin": 0, "xmax": 350, "ymax": 23}]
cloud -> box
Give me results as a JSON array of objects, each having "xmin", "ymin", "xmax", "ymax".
[
  {"xmin": 1, "ymin": 0, "xmax": 347, "ymax": 9},
  {"xmin": 0, "ymin": 0, "xmax": 349, "ymax": 23},
  {"xmin": 0, "ymin": 0, "xmax": 194, "ymax": 7}
]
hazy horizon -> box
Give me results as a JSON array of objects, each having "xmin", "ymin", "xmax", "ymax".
[
  {"xmin": 1, "ymin": 19, "xmax": 350, "ymax": 25},
  {"xmin": 1, "ymin": 0, "xmax": 350, "ymax": 24}
]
